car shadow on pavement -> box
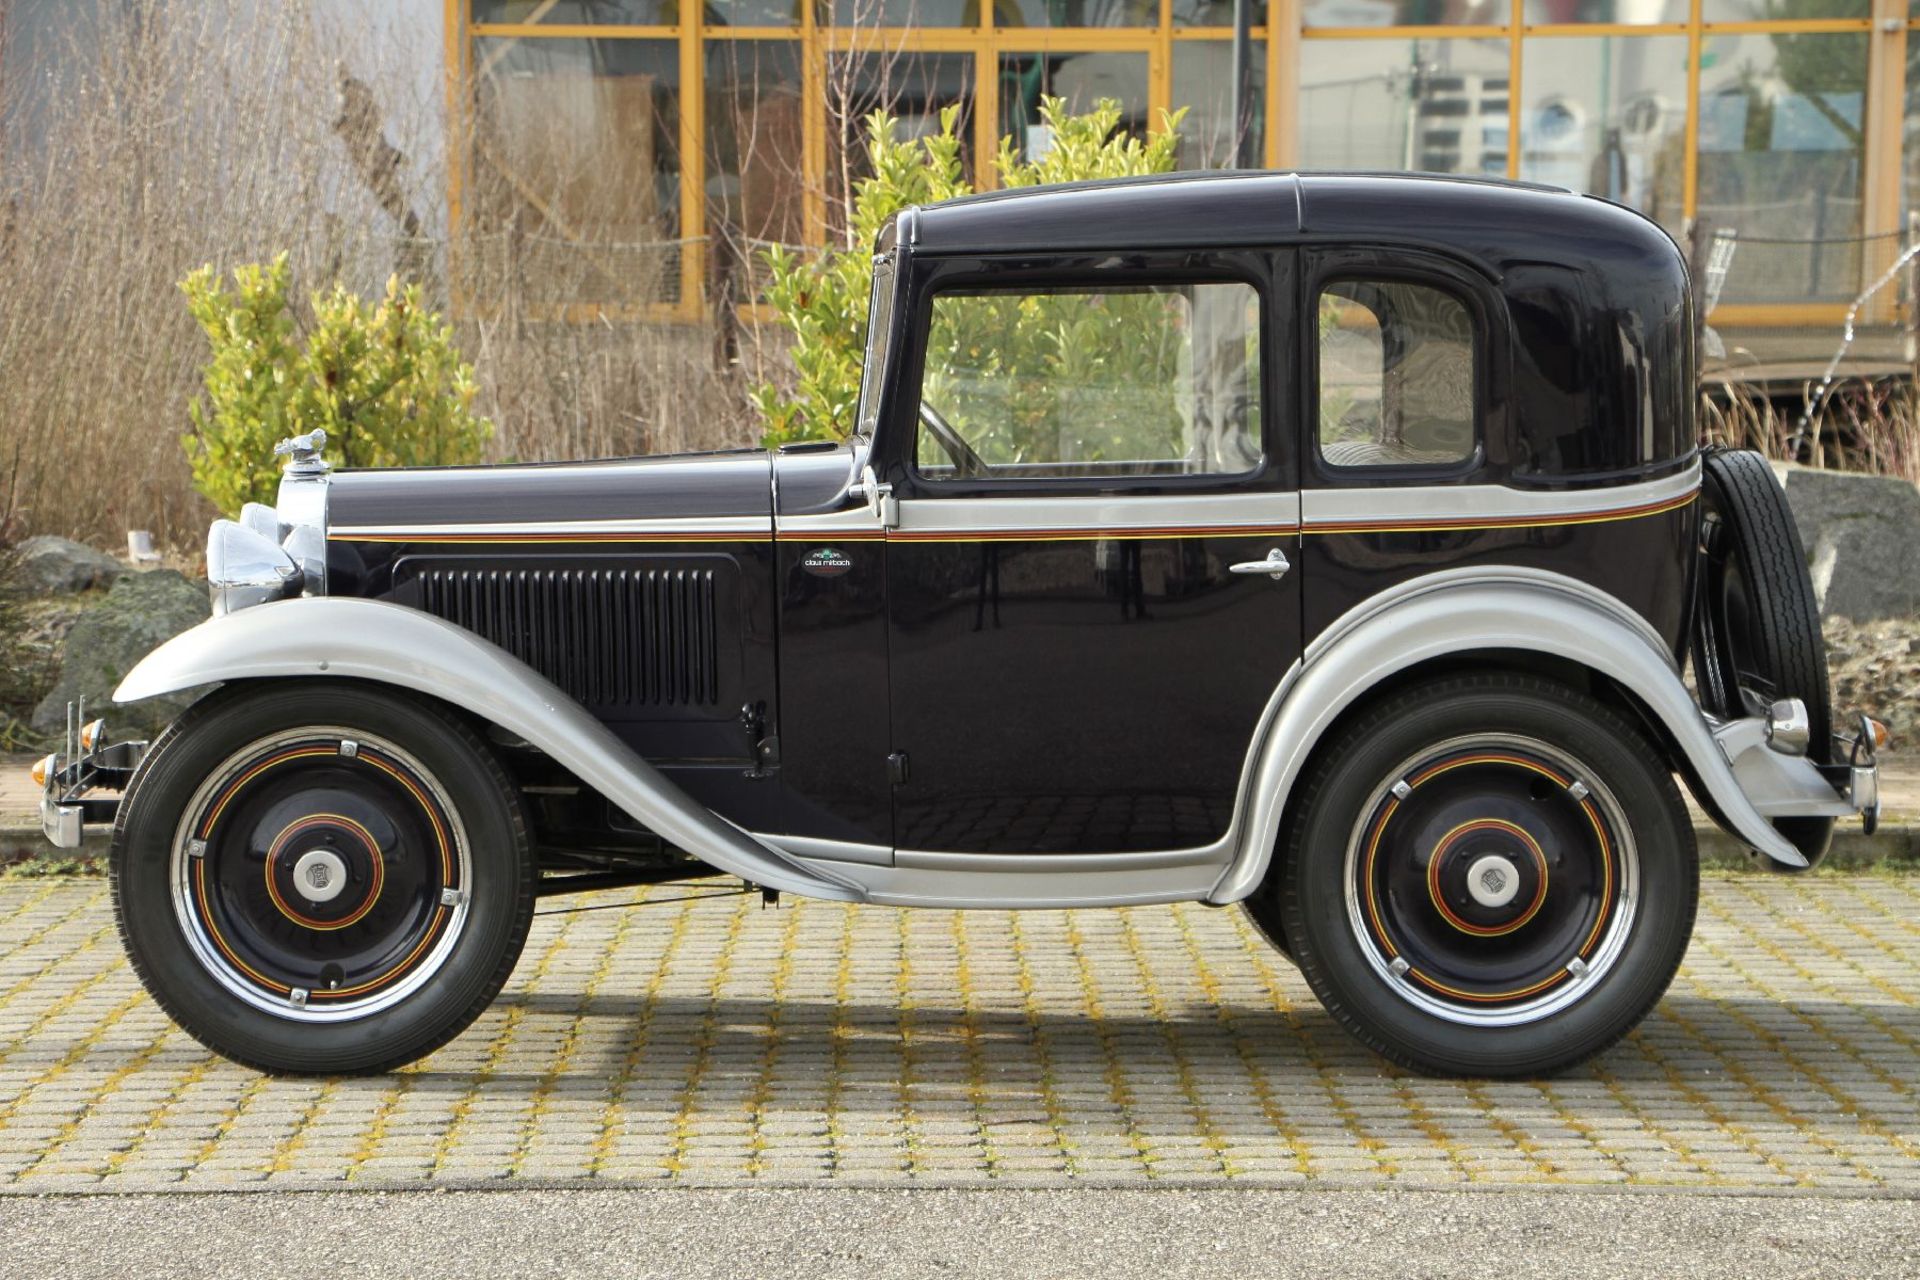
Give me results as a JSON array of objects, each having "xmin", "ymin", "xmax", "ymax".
[{"xmin": 397, "ymin": 989, "xmax": 1920, "ymax": 1101}]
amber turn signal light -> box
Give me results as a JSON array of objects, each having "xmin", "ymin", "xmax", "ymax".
[{"xmin": 29, "ymin": 754, "xmax": 55, "ymax": 789}]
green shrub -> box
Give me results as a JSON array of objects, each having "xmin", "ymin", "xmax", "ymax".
[
  {"xmin": 752, "ymin": 97, "xmax": 1184, "ymax": 447},
  {"xmin": 181, "ymin": 254, "xmax": 490, "ymax": 511}
]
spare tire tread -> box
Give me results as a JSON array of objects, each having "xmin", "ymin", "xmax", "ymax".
[{"xmin": 1698, "ymin": 448, "xmax": 1832, "ymax": 764}]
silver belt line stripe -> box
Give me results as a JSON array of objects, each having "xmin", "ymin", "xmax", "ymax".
[
  {"xmin": 330, "ymin": 515, "xmax": 775, "ymax": 538},
  {"xmin": 885, "ymin": 491, "xmax": 1303, "ymax": 535},
  {"xmin": 332, "ymin": 467, "xmax": 1699, "ymax": 540},
  {"xmin": 1298, "ymin": 464, "xmax": 1702, "ymax": 528}
]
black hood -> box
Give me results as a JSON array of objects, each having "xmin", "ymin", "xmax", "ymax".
[{"xmin": 326, "ymin": 448, "xmax": 774, "ymax": 531}]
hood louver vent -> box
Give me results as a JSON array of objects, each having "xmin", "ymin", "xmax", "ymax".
[{"xmin": 415, "ymin": 566, "xmax": 721, "ymax": 711}]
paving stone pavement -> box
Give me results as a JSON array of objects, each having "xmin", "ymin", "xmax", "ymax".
[{"xmin": 0, "ymin": 873, "xmax": 1916, "ymax": 1195}]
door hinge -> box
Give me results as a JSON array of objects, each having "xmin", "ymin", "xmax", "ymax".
[
  {"xmin": 740, "ymin": 701, "xmax": 779, "ymax": 779},
  {"xmin": 887, "ymin": 751, "xmax": 910, "ymax": 786}
]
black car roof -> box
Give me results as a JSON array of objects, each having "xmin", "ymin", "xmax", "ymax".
[{"xmin": 905, "ymin": 170, "xmax": 1678, "ymax": 267}]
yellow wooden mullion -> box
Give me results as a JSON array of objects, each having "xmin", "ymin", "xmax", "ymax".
[
  {"xmin": 819, "ymin": 26, "xmax": 1162, "ymax": 51},
  {"xmin": 975, "ymin": 46, "xmax": 999, "ymax": 193},
  {"xmin": 1708, "ymin": 302, "xmax": 1852, "ymax": 325},
  {"xmin": 1861, "ymin": 0, "xmax": 1907, "ymax": 321},
  {"xmin": 679, "ymin": 6, "xmax": 705, "ymax": 321},
  {"xmin": 1153, "ymin": 0, "xmax": 1173, "ymax": 140},
  {"xmin": 1522, "ymin": 21, "xmax": 1688, "ymax": 34},
  {"xmin": 1271, "ymin": 0, "xmax": 1296, "ymax": 169},
  {"xmin": 978, "ymin": 0, "xmax": 998, "ymax": 191},
  {"xmin": 802, "ymin": 10, "xmax": 828, "ymax": 248},
  {"xmin": 1698, "ymin": 17, "xmax": 1873, "ymax": 32},
  {"xmin": 1683, "ymin": 0, "xmax": 1701, "ymax": 226},
  {"xmin": 470, "ymin": 21, "xmax": 681, "ymax": 37},
  {"xmin": 1506, "ymin": 0, "xmax": 1522, "ymax": 180},
  {"xmin": 446, "ymin": 0, "xmax": 469, "ymax": 316},
  {"xmin": 1302, "ymin": 24, "xmax": 1509, "ymax": 38}
]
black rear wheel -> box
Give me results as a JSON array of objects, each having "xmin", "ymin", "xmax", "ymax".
[
  {"xmin": 113, "ymin": 682, "xmax": 534, "ymax": 1075},
  {"xmin": 1258, "ymin": 674, "xmax": 1697, "ymax": 1078}
]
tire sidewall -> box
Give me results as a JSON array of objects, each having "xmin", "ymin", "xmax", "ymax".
[
  {"xmin": 113, "ymin": 683, "xmax": 533, "ymax": 1074},
  {"xmin": 1284, "ymin": 681, "xmax": 1697, "ymax": 1077}
]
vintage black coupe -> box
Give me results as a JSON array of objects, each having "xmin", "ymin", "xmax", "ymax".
[{"xmin": 39, "ymin": 172, "xmax": 1881, "ymax": 1078}]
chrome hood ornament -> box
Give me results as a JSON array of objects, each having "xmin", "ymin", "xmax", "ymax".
[{"xmin": 274, "ymin": 428, "xmax": 330, "ymax": 474}]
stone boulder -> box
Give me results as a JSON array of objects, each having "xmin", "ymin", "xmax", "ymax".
[
  {"xmin": 1777, "ymin": 465, "xmax": 1920, "ymax": 622},
  {"xmin": 31, "ymin": 570, "xmax": 212, "ymax": 739},
  {"xmin": 15, "ymin": 535, "xmax": 123, "ymax": 595}
]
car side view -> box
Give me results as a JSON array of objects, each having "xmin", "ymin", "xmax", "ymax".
[{"xmin": 37, "ymin": 171, "xmax": 1881, "ymax": 1079}]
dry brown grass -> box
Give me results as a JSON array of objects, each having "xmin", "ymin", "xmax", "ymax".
[
  {"xmin": 1701, "ymin": 376, "xmax": 1920, "ymax": 485},
  {"xmin": 0, "ymin": 0, "xmax": 763, "ymax": 556}
]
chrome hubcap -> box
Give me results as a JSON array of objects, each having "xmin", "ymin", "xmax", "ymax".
[
  {"xmin": 169, "ymin": 728, "xmax": 472, "ymax": 1023},
  {"xmin": 1343, "ymin": 734, "xmax": 1640, "ymax": 1028}
]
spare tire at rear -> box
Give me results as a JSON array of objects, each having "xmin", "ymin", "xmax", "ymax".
[{"xmin": 1689, "ymin": 447, "xmax": 1835, "ymax": 864}]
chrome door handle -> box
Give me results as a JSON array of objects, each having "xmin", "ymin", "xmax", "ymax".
[{"xmin": 1228, "ymin": 548, "xmax": 1291, "ymax": 580}]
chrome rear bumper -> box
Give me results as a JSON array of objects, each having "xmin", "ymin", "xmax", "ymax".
[{"xmin": 1713, "ymin": 701, "xmax": 1882, "ymax": 837}]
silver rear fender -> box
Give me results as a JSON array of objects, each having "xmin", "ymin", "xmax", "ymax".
[{"xmin": 1209, "ymin": 568, "xmax": 1821, "ymax": 904}]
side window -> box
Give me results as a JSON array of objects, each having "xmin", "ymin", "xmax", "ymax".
[
  {"xmin": 915, "ymin": 281, "xmax": 1263, "ymax": 481},
  {"xmin": 1316, "ymin": 279, "xmax": 1477, "ymax": 469}
]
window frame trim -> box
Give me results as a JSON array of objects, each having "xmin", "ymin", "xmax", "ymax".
[
  {"xmin": 1302, "ymin": 246, "xmax": 1505, "ymax": 488},
  {"xmin": 886, "ymin": 250, "xmax": 1289, "ymax": 500}
]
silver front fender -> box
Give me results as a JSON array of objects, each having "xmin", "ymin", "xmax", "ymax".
[
  {"xmin": 1209, "ymin": 568, "xmax": 1814, "ymax": 904},
  {"xmin": 114, "ymin": 597, "xmax": 866, "ymax": 903}
]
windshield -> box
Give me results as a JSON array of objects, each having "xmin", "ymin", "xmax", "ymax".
[{"xmin": 854, "ymin": 254, "xmax": 896, "ymax": 441}]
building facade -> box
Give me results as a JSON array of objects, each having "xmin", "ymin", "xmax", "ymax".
[{"xmin": 450, "ymin": 0, "xmax": 1918, "ymax": 335}]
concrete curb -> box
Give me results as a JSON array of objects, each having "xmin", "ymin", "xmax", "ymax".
[{"xmin": 2, "ymin": 821, "xmax": 1912, "ymax": 874}]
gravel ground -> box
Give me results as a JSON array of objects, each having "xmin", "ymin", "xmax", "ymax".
[
  {"xmin": 3, "ymin": 1185, "xmax": 1918, "ymax": 1280},
  {"xmin": 1824, "ymin": 616, "xmax": 1920, "ymax": 748}
]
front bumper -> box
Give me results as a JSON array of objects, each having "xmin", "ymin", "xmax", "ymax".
[{"xmin": 38, "ymin": 734, "xmax": 147, "ymax": 850}]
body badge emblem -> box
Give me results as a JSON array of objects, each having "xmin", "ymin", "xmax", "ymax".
[{"xmin": 800, "ymin": 547, "xmax": 854, "ymax": 579}]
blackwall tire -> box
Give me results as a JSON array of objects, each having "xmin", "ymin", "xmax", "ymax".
[
  {"xmin": 112, "ymin": 682, "xmax": 535, "ymax": 1075},
  {"xmin": 1690, "ymin": 447, "xmax": 1835, "ymax": 863},
  {"xmin": 1268, "ymin": 674, "xmax": 1697, "ymax": 1079}
]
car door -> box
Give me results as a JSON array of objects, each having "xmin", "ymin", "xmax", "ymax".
[{"xmin": 879, "ymin": 250, "xmax": 1303, "ymax": 855}]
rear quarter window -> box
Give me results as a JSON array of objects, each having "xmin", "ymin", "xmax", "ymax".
[{"xmin": 1317, "ymin": 279, "xmax": 1477, "ymax": 470}]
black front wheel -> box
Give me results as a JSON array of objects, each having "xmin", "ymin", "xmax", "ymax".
[
  {"xmin": 113, "ymin": 682, "xmax": 535, "ymax": 1075},
  {"xmin": 1254, "ymin": 674, "xmax": 1697, "ymax": 1078}
]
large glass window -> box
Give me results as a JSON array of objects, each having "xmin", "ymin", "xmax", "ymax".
[
  {"xmin": 1701, "ymin": 0, "xmax": 1868, "ymax": 20},
  {"xmin": 473, "ymin": 0, "xmax": 680, "ymax": 22},
  {"xmin": 1519, "ymin": 36, "xmax": 1687, "ymax": 236},
  {"xmin": 1000, "ymin": 51, "xmax": 1153, "ymax": 159},
  {"xmin": 827, "ymin": 51, "xmax": 977, "ymax": 237},
  {"xmin": 829, "ymin": 0, "xmax": 975, "ymax": 25},
  {"xmin": 917, "ymin": 282, "xmax": 1263, "ymax": 480},
  {"xmin": 1318, "ymin": 280, "xmax": 1476, "ymax": 469},
  {"xmin": 998, "ymin": 0, "xmax": 1159, "ymax": 26},
  {"xmin": 1696, "ymin": 32, "xmax": 1868, "ymax": 304},
  {"xmin": 1172, "ymin": 0, "xmax": 1268, "ymax": 22},
  {"xmin": 1304, "ymin": 0, "xmax": 1506, "ymax": 28},
  {"xmin": 1172, "ymin": 40, "xmax": 1266, "ymax": 168},
  {"xmin": 1299, "ymin": 38, "xmax": 1511, "ymax": 175},
  {"xmin": 707, "ymin": 0, "xmax": 806, "ymax": 24},
  {"xmin": 1521, "ymin": 0, "xmax": 1688, "ymax": 21},
  {"xmin": 468, "ymin": 36, "xmax": 683, "ymax": 306},
  {"xmin": 706, "ymin": 41, "xmax": 806, "ymax": 300}
]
